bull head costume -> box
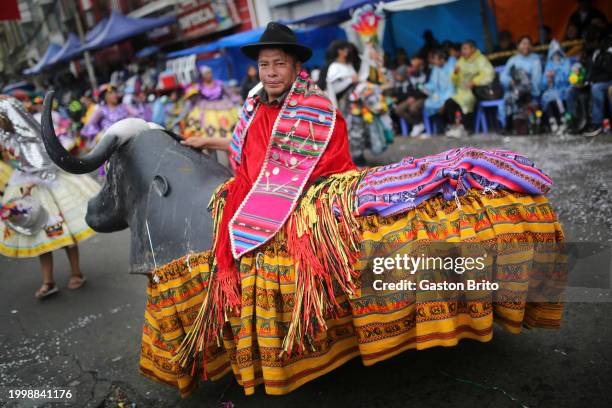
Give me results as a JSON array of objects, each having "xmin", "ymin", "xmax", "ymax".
[{"xmin": 41, "ymin": 92, "xmax": 231, "ymax": 273}]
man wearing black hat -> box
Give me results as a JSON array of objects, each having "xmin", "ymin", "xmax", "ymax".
[{"xmin": 182, "ymin": 22, "xmax": 356, "ymax": 274}]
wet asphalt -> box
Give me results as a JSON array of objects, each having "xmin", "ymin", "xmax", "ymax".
[{"xmin": 1, "ymin": 132, "xmax": 611, "ymax": 408}]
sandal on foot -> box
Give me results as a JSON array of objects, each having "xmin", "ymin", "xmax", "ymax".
[
  {"xmin": 67, "ymin": 275, "xmax": 86, "ymax": 290},
  {"xmin": 35, "ymin": 282, "xmax": 59, "ymax": 299}
]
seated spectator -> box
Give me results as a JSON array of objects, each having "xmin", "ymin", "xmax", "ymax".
[
  {"xmin": 388, "ymin": 68, "xmax": 410, "ymax": 132},
  {"xmin": 442, "ymin": 41, "xmax": 460, "ymax": 68},
  {"xmin": 538, "ymin": 25, "xmax": 553, "ymax": 45},
  {"xmin": 394, "ymin": 55, "xmax": 428, "ymax": 136},
  {"xmin": 565, "ymin": 22, "xmax": 580, "ymax": 41},
  {"xmin": 419, "ymin": 30, "xmax": 440, "ymax": 61},
  {"xmin": 501, "ymin": 36, "xmax": 542, "ymax": 133},
  {"xmin": 564, "ymin": 22, "xmax": 585, "ymax": 58},
  {"xmin": 582, "ymin": 29, "xmax": 612, "ymax": 136},
  {"xmin": 541, "ymin": 40, "xmax": 571, "ymax": 134},
  {"xmin": 567, "ymin": 0, "xmax": 608, "ymax": 38},
  {"xmin": 445, "ymin": 40, "xmax": 495, "ymax": 138},
  {"xmin": 492, "ymin": 30, "xmax": 514, "ymax": 66},
  {"xmin": 422, "ymin": 49, "xmax": 455, "ymax": 134},
  {"xmin": 394, "ymin": 48, "xmax": 410, "ymax": 76}
]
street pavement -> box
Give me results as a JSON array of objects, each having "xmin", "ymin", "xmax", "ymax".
[{"xmin": 1, "ymin": 133, "xmax": 611, "ymax": 408}]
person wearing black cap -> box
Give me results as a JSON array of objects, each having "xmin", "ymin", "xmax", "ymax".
[
  {"xmin": 181, "ymin": 21, "xmax": 356, "ymax": 284},
  {"xmin": 148, "ymin": 23, "xmax": 356, "ymax": 394}
]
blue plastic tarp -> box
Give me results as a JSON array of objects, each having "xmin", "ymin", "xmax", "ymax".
[
  {"xmin": 166, "ymin": 42, "xmax": 220, "ymax": 59},
  {"xmin": 1, "ymin": 81, "xmax": 34, "ymax": 93},
  {"xmin": 48, "ymin": 33, "xmax": 82, "ymax": 65},
  {"xmin": 165, "ymin": 28, "xmax": 268, "ymax": 59},
  {"xmin": 23, "ymin": 43, "xmax": 62, "ymax": 75},
  {"xmin": 86, "ymin": 17, "xmax": 108, "ymax": 42},
  {"xmin": 196, "ymin": 54, "xmax": 231, "ymax": 82},
  {"xmin": 80, "ymin": 11, "xmax": 176, "ymax": 52},
  {"xmin": 135, "ymin": 45, "xmax": 160, "ymax": 58},
  {"xmin": 168, "ymin": 25, "xmax": 346, "ymax": 80},
  {"xmin": 382, "ymin": 0, "xmax": 497, "ymax": 58}
]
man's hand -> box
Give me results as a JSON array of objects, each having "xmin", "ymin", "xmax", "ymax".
[
  {"xmin": 181, "ymin": 136, "xmax": 211, "ymax": 149},
  {"xmin": 181, "ymin": 136, "xmax": 231, "ymax": 151}
]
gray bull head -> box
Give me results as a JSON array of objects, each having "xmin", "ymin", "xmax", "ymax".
[{"xmin": 41, "ymin": 91, "xmax": 232, "ymax": 274}]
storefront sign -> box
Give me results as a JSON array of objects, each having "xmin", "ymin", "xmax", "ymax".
[{"xmin": 177, "ymin": 0, "xmax": 237, "ymax": 39}]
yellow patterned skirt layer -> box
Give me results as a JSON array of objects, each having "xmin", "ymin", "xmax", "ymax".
[{"xmin": 139, "ymin": 187, "xmax": 566, "ymax": 398}]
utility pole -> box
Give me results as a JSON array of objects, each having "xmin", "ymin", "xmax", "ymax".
[
  {"xmin": 479, "ymin": 0, "xmax": 493, "ymax": 53},
  {"xmin": 68, "ymin": 0, "xmax": 97, "ymax": 89}
]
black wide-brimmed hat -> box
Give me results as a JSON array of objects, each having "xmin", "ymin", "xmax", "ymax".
[{"xmin": 241, "ymin": 22, "xmax": 312, "ymax": 62}]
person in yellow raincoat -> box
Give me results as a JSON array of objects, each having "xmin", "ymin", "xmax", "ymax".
[{"xmin": 444, "ymin": 40, "xmax": 495, "ymax": 137}]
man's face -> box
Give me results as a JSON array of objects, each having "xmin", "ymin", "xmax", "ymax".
[
  {"xmin": 518, "ymin": 38, "xmax": 531, "ymax": 55},
  {"xmin": 411, "ymin": 57, "xmax": 423, "ymax": 71},
  {"xmin": 461, "ymin": 43, "xmax": 475, "ymax": 58},
  {"xmin": 258, "ymin": 48, "xmax": 300, "ymax": 100}
]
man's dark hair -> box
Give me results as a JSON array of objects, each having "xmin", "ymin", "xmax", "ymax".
[
  {"xmin": 517, "ymin": 35, "xmax": 533, "ymax": 45},
  {"xmin": 325, "ymin": 40, "xmax": 351, "ymax": 63},
  {"xmin": 463, "ymin": 39, "xmax": 477, "ymax": 48},
  {"xmin": 442, "ymin": 40, "xmax": 461, "ymax": 53},
  {"xmin": 432, "ymin": 48, "xmax": 447, "ymax": 60}
]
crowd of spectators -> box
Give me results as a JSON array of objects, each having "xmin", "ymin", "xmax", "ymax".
[{"xmin": 378, "ymin": 0, "xmax": 611, "ymax": 138}]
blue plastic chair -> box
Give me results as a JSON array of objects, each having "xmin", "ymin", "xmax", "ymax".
[
  {"xmin": 423, "ymin": 110, "xmax": 438, "ymax": 135},
  {"xmin": 475, "ymin": 99, "xmax": 506, "ymax": 133}
]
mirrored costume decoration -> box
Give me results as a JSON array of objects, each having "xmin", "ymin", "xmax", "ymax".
[
  {"xmin": 347, "ymin": 5, "xmax": 394, "ymax": 161},
  {"xmin": 0, "ymin": 96, "xmax": 99, "ymax": 257}
]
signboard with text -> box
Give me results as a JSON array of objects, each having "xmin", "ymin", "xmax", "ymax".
[{"xmin": 177, "ymin": 0, "xmax": 238, "ymax": 39}]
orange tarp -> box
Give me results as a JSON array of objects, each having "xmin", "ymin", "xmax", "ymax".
[{"xmin": 490, "ymin": 0, "xmax": 612, "ymax": 43}]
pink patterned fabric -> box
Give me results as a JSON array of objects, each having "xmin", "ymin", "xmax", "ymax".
[{"xmin": 229, "ymin": 73, "xmax": 336, "ymax": 258}]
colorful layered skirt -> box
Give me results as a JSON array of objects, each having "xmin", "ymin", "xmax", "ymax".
[
  {"xmin": 139, "ymin": 171, "xmax": 566, "ymax": 397},
  {"xmin": 0, "ymin": 170, "xmax": 99, "ymax": 257},
  {"xmin": 182, "ymin": 102, "xmax": 239, "ymax": 140}
]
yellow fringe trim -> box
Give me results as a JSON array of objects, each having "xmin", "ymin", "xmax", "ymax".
[{"xmin": 282, "ymin": 170, "xmax": 366, "ymax": 354}]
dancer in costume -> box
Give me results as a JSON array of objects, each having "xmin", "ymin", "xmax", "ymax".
[
  {"xmin": 140, "ymin": 22, "xmax": 566, "ymax": 397},
  {"xmin": 197, "ymin": 66, "xmax": 240, "ymax": 139},
  {"xmin": 345, "ymin": 4, "xmax": 393, "ymax": 165},
  {"xmin": 179, "ymin": 68, "xmax": 240, "ymax": 167},
  {"xmin": 176, "ymin": 84, "xmax": 202, "ymax": 138},
  {"xmin": 0, "ymin": 96, "xmax": 99, "ymax": 298},
  {"xmin": 81, "ymin": 84, "xmax": 138, "ymax": 148},
  {"xmin": 31, "ymin": 96, "xmax": 77, "ymax": 153}
]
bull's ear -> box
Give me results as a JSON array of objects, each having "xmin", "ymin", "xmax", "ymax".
[{"xmin": 152, "ymin": 175, "xmax": 170, "ymax": 197}]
